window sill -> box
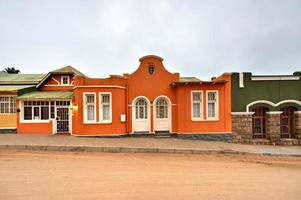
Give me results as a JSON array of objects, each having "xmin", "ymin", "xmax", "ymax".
[{"xmin": 20, "ymin": 120, "xmax": 51, "ymax": 123}]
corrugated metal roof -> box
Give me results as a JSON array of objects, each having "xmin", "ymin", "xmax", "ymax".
[
  {"xmin": 179, "ymin": 77, "xmax": 201, "ymax": 83},
  {"xmin": 51, "ymin": 66, "xmax": 87, "ymax": 77},
  {"xmin": 0, "ymin": 85, "xmax": 35, "ymax": 92},
  {"xmin": 17, "ymin": 91, "xmax": 73, "ymax": 100},
  {"xmin": 0, "ymin": 73, "xmax": 46, "ymax": 84}
]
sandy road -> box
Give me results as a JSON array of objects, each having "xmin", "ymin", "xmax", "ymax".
[{"xmin": 0, "ymin": 150, "xmax": 301, "ymax": 200}]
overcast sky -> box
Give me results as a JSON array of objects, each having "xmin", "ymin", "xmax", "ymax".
[{"xmin": 0, "ymin": 0, "xmax": 301, "ymax": 79}]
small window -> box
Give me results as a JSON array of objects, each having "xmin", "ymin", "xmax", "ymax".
[
  {"xmin": 252, "ymin": 107, "xmax": 268, "ymax": 138},
  {"xmin": 0, "ymin": 96, "xmax": 16, "ymax": 114},
  {"xmin": 100, "ymin": 93, "xmax": 112, "ymax": 122},
  {"xmin": 148, "ymin": 65, "xmax": 155, "ymax": 75},
  {"xmin": 61, "ymin": 76, "xmax": 70, "ymax": 85},
  {"xmin": 191, "ymin": 91, "xmax": 203, "ymax": 120},
  {"xmin": 84, "ymin": 93, "xmax": 96, "ymax": 122},
  {"xmin": 206, "ymin": 91, "xmax": 218, "ymax": 120}
]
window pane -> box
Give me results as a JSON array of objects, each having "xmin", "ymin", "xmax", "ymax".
[
  {"xmin": 33, "ymin": 107, "xmax": 40, "ymax": 119},
  {"xmin": 41, "ymin": 107, "xmax": 49, "ymax": 120},
  {"xmin": 193, "ymin": 103, "xmax": 200, "ymax": 118},
  {"xmin": 87, "ymin": 105, "xmax": 95, "ymax": 121},
  {"xmin": 208, "ymin": 92, "xmax": 216, "ymax": 101},
  {"xmin": 50, "ymin": 106, "xmax": 55, "ymax": 118},
  {"xmin": 208, "ymin": 102, "xmax": 215, "ymax": 118},
  {"xmin": 193, "ymin": 93, "xmax": 200, "ymax": 101},
  {"xmin": 103, "ymin": 105, "xmax": 110, "ymax": 120},
  {"xmin": 24, "ymin": 107, "xmax": 32, "ymax": 120}
]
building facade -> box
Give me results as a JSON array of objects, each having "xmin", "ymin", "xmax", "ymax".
[
  {"xmin": 10, "ymin": 55, "xmax": 232, "ymax": 137},
  {"xmin": 231, "ymin": 72, "xmax": 301, "ymax": 145}
]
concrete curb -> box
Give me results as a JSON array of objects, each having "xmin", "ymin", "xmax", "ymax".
[{"xmin": 0, "ymin": 144, "xmax": 301, "ymax": 157}]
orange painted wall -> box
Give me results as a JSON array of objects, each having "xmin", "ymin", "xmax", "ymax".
[
  {"xmin": 127, "ymin": 56, "xmax": 179, "ymax": 133},
  {"xmin": 72, "ymin": 77, "xmax": 127, "ymax": 135},
  {"xmin": 40, "ymin": 74, "xmax": 74, "ymax": 91},
  {"xmin": 16, "ymin": 100, "xmax": 53, "ymax": 134},
  {"xmin": 176, "ymin": 74, "xmax": 232, "ymax": 133}
]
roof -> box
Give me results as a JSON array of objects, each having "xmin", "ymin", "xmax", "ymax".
[
  {"xmin": 0, "ymin": 73, "xmax": 46, "ymax": 84},
  {"xmin": 171, "ymin": 76, "xmax": 227, "ymax": 86},
  {"xmin": 139, "ymin": 55, "xmax": 164, "ymax": 62},
  {"xmin": 36, "ymin": 66, "xmax": 87, "ymax": 88},
  {"xmin": 16, "ymin": 91, "xmax": 74, "ymax": 100},
  {"xmin": 179, "ymin": 77, "xmax": 201, "ymax": 83},
  {"xmin": 51, "ymin": 66, "xmax": 87, "ymax": 77},
  {"xmin": 0, "ymin": 85, "xmax": 35, "ymax": 92}
]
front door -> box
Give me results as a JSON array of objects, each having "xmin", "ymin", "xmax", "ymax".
[
  {"xmin": 56, "ymin": 107, "xmax": 69, "ymax": 133},
  {"xmin": 133, "ymin": 98, "xmax": 149, "ymax": 132},
  {"xmin": 154, "ymin": 98, "xmax": 170, "ymax": 132}
]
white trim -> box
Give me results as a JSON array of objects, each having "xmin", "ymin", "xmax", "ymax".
[
  {"xmin": 191, "ymin": 90, "xmax": 203, "ymax": 121},
  {"xmin": 153, "ymin": 95, "xmax": 172, "ymax": 133},
  {"xmin": 266, "ymin": 111, "xmax": 283, "ymax": 114},
  {"xmin": 43, "ymin": 85, "xmax": 73, "ymax": 87},
  {"xmin": 206, "ymin": 90, "xmax": 219, "ymax": 120},
  {"xmin": 231, "ymin": 112, "xmax": 255, "ymax": 115},
  {"xmin": 71, "ymin": 133, "xmax": 128, "ymax": 137},
  {"xmin": 294, "ymin": 111, "xmax": 301, "ymax": 114},
  {"xmin": 239, "ymin": 73, "xmax": 244, "ymax": 88},
  {"xmin": 73, "ymin": 85, "xmax": 126, "ymax": 89},
  {"xmin": 51, "ymin": 77, "xmax": 60, "ymax": 85},
  {"xmin": 61, "ymin": 75, "xmax": 70, "ymax": 86},
  {"xmin": 83, "ymin": 92, "xmax": 97, "ymax": 123},
  {"xmin": 131, "ymin": 96, "xmax": 151, "ymax": 133},
  {"xmin": 251, "ymin": 76, "xmax": 300, "ymax": 81},
  {"xmin": 0, "ymin": 127, "xmax": 16, "ymax": 129},
  {"xmin": 246, "ymin": 99, "xmax": 301, "ymax": 112},
  {"xmin": 99, "ymin": 92, "xmax": 112, "ymax": 123}
]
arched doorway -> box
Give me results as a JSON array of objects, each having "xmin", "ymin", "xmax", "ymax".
[
  {"xmin": 280, "ymin": 107, "xmax": 296, "ymax": 138},
  {"xmin": 132, "ymin": 97, "xmax": 150, "ymax": 133},
  {"xmin": 252, "ymin": 107, "xmax": 268, "ymax": 138},
  {"xmin": 154, "ymin": 96, "xmax": 171, "ymax": 132}
]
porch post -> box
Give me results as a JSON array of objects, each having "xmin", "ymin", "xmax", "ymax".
[{"xmin": 266, "ymin": 112, "xmax": 281, "ymax": 144}]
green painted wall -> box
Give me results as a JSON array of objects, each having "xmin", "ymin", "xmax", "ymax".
[{"xmin": 231, "ymin": 73, "xmax": 301, "ymax": 112}]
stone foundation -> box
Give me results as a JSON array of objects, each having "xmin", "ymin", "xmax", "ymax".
[
  {"xmin": 295, "ymin": 112, "xmax": 301, "ymax": 144},
  {"xmin": 232, "ymin": 112, "xmax": 300, "ymax": 146},
  {"xmin": 231, "ymin": 113, "xmax": 253, "ymax": 143},
  {"xmin": 266, "ymin": 112, "xmax": 281, "ymax": 144}
]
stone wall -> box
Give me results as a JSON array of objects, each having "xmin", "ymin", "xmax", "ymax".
[
  {"xmin": 232, "ymin": 114, "xmax": 253, "ymax": 143},
  {"xmin": 295, "ymin": 112, "xmax": 301, "ymax": 144},
  {"xmin": 266, "ymin": 112, "xmax": 281, "ymax": 144}
]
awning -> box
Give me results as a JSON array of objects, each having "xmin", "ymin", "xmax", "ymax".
[
  {"xmin": 0, "ymin": 85, "xmax": 35, "ymax": 92},
  {"xmin": 16, "ymin": 91, "xmax": 74, "ymax": 100}
]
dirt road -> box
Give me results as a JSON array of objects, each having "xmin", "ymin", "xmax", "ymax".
[{"xmin": 0, "ymin": 150, "xmax": 301, "ymax": 200}]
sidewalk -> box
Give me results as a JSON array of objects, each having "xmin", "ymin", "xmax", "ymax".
[{"xmin": 0, "ymin": 134, "xmax": 301, "ymax": 157}]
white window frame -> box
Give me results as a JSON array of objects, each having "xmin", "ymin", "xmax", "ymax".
[
  {"xmin": 20, "ymin": 101, "xmax": 51, "ymax": 123},
  {"xmin": 99, "ymin": 92, "xmax": 112, "ymax": 123},
  {"xmin": 191, "ymin": 90, "xmax": 203, "ymax": 121},
  {"xmin": 61, "ymin": 75, "xmax": 70, "ymax": 85},
  {"xmin": 83, "ymin": 92, "xmax": 97, "ymax": 123},
  {"xmin": 206, "ymin": 90, "xmax": 219, "ymax": 120},
  {"xmin": 0, "ymin": 96, "xmax": 16, "ymax": 114}
]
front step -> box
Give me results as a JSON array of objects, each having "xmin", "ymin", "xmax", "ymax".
[{"xmin": 155, "ymin": 131, "xmax": 172, "ymax": 138}]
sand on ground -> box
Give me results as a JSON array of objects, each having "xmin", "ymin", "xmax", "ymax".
[{"xmin": 0, "ymin": 150, "xmax": 301, "ymax": 200}]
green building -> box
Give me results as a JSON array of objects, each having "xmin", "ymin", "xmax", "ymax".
[{"xmin": 231, "ymin": 72, "xmax": 301, "ymax": 145}]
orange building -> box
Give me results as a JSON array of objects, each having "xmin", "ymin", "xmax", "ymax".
[{"xmin": 15, "ymin": 55, "xmax": 232, "ymax": 137}]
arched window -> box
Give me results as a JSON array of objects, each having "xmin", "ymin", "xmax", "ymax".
[
  {"xmin": 135, "ymin": 99, "xmax": 148, "ymax": 119},
  {"xmin": 252, "ymin": 107, "xmax": 268, "ymax": 138},
  {"xmin": 280, "ymin": 107, "xmax": 296, "ymax": 138},
  {"xmin": 156, "ymin": 98, "xmax": 168, "ymax": 119}
]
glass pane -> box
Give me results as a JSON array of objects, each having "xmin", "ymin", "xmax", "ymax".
[
  {"xmin": 102, "ymin": 105, "xmax": 110, "ymax": 120},
  {"xmin": 208, "ymin": 102, "xmax": 215, "ymax": 118},
  {"xmin": 87, "ymin": 105, "xmax": 95, "ymax": 121},
  {"xmin": 208, "ymin": 92, "xmax": 216, "ymax": 101},
  {"xmin": 33, "ymin": 107, "xmax": 40, "ymax": 119},
  {"xmin": 24, "ymin": 107, "xmax": 32, "ymax": 120},
  {"xmin": 41, "ymin": 107, "xmax": 49, "ymax": 120},
  {"xmin": 193, "ymin": 103, "xmax": 200, "ymax": 118},
  {"xmin": 193, "ymin": 93, "xmax": 200, "ymax": 101}
]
